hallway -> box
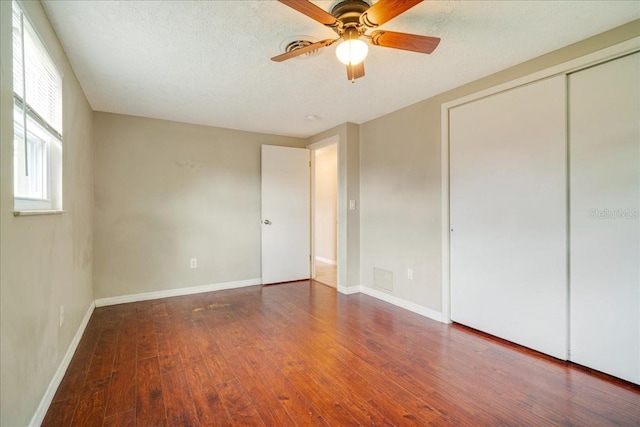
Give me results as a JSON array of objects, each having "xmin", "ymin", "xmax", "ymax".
[{"xmin": 314, "ymin": 260, "xmax": 336, "ymax": 288}]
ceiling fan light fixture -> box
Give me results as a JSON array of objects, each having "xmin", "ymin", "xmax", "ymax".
[
  {"xmin": 273, "ymin": 0, "xmax": 439, "ymax": 81},
  {"xmin": 335, "ymin": 38, "xmax": 368, "ymax": 65}
]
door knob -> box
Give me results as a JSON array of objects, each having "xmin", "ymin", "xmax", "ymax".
[{"xmin": 263, "ymin": 219, "xmax": 272, "ymax": 225}]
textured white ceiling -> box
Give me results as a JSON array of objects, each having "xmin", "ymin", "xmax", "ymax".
[{"xmin": 41, "ymin": 1, "xmax": 639, "ymax": 138}]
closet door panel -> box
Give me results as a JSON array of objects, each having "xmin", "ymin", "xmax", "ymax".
[
  {"xmin": 450, "ymin": 76, "xmax": 567, "ymax": 359},
  {"xmin": 569, "ymin": 53, "xmax": 640, "ymax": 384}
]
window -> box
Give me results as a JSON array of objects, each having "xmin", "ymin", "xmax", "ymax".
[{"xmin": 12, "ymin": 1, "xmax": 63, "ymax": 211}]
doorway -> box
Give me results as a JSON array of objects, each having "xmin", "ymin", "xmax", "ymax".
[{"xmin": 311, "ymin": 143, "xmax": 338, "ymax": 288}]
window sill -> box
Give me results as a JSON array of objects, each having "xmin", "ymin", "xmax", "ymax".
[{"xmin": 13, "ymin": 210, "xmax": 65, "ymax": 217}]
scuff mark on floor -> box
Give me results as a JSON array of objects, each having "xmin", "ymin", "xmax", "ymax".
[{"xmin": 192, "ymin": 302, "xmax": 230, "ymax": 312}]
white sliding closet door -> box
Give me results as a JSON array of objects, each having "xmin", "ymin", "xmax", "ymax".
[
  {"xmin": 450, "ymin": 76, "xmax": 568, "ymax": 359},
  {"xmin": 569, "ymin": 53, "xmax": 640, "ymax": 384}
]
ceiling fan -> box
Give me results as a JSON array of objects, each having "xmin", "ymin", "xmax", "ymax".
[{"xmin": 271, "ymin": 0, "xmax": 441, "ymax": 82}]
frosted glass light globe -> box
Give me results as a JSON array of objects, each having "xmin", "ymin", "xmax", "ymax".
[{"xmin": 335, "ymin": 39, "xmax": 368, "ymax": 65}]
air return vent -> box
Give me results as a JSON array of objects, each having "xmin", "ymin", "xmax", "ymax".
[
  {"xmin": 280, "ymin": 36, "xmax": 321, "ymax": 59},
  {"xmin": 373, "ymin": 268, "xmax": 394, "ymax": 292}
]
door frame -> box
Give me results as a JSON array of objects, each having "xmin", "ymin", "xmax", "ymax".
[
  {"xmin": 440, "ymin": 37, "xmax": 640, "ymax": 324},
  {"xmin": 309, "ymin": 136, "xmax": 342, "ymax": 287}
]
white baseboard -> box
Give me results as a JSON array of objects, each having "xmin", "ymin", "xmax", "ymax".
[
  {"xmin": 337, "ymin": 285, "xmax": 362, "ymax": 295},
  {"xmin": 315, "ymin": 256, "xmax": 337, "ymax": 265},
  {"xmin": 95, "ymin": 278, "xmax": 261, "ymax": 307},
  {"xmin": 29, "ymin": 301, "xmax": 95, "ymax": 427},
  {"xmin": 359, "ymin": 286, "xmax": 444, "ymax": 323}
]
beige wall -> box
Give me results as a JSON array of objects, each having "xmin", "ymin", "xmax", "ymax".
[
  {"xmin": 307, "ymin": 123, "xmax": 360, "ymax": 289},
  {"xmin": 93, "ymin": 112, "xmax": 306, "ymax": 299},
  {"xmin": 359, "ymin": 20, "xmax": 640, "ymax": 312},
  {"xmin": 0, "ymin": 1, "xmax": 94, "ymax": 425},
  {"xmin": 314, "ymin": 146, "xmax": 337, "ymax": 262}
]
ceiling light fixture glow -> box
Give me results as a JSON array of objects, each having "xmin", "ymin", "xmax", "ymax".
[{"xmin": 335, "ymin": 37, "xmax": 368, "ymax": 65}]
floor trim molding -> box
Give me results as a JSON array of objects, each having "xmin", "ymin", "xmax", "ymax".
[
  {"xmin": 29, "ymin": 301, "xmax": 95, "ymax": 427},
  {"xmin": 337, "ymin": 285, "xmax": 444, "ymax": 323},
  {"xmin": 359, "ymin": 286, "xmax": 444, "ymax": 323},
  {"xmin": 337, "ymin": 285, "xmax": 362, "ymax": 295},
  {"xmin": 315, "ymin": 256, "xmax": 337, "ymax": 265},
  {"xmin": 94, "ymin": 278, "xmax": 262, "ymax": 307}
]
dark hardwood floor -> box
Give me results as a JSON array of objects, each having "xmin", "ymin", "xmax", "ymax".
[{"xmin": 43, "ymin": 281, "xmax": 640, "ymax": 426}]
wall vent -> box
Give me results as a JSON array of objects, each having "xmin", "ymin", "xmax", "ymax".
[
  {"xmin": 279, "ymin": 35, "xmax": 321, "ymax": 60},
  {"xmin": 373, "ymin": 267, "xmax": 394, "ymax": 292}
]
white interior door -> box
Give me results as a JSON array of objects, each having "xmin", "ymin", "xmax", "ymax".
[
  {"xmin": 449, "ymin": 75, "xmax": 568, "ymax": 359},
  {"xmin": 261, "ymin": 145, "xmax": 310, "ymax": 285},
  {"xmin": 569, "ymin": 53, "xmax": 640, "ymax": 384}
]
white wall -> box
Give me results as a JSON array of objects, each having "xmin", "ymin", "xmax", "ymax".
[
  {"xmin": 314, "ymin": 146, "xmax": 337, "ymax": 263},
  {"xmin": 93, "ymin": 112, "xmax": 307, "ymax": 299},
  {"xmin": 0, "ymin": 1, "xmax": 94, "ymax": 425}
]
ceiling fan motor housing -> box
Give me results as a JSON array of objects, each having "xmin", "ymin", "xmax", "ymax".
[{"xmin": 331, "ymin": 0, "xmax": 371, "ymax": 32}]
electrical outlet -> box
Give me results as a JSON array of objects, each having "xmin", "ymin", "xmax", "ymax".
[
  {"xmin": 59, "ymin": 306, "xmax": 64, "ymax": 327},
  {"xmin": 190, "ymin": 258, "xmax": 198, "ymax": 269},
  {"xmin": 407, "ymin": 268, "xmax": 414, "ymax": 280}
]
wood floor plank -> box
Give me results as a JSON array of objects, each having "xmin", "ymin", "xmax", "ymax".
[
  {"xmin": 275, "ymin": 289, "xmax": 498, "ymax": 424},
  {"xmin": 51, "ymin": 363, "xmax": 89, "ymax": 404},
  {"xmin": 183, "ymin": 359, "xmax": 233, "ymax": 426},
  {"xmin": 157, "ymin": 330, "xmax": 184, "ymax": 373},
  {"xmin": 241, "ymin": 349, "xmax": 329, "ymax": 427},
  {"xmin": 229, "ymin": 317, "xmax": 361, "ymax": 427},
  {"xmin": 161, "ymin": 367, "xmax": 200, "ymax": 426},
  {"xmin": 41, "ymin": 398, "xmax": 77, "ymax": 427},
  {"xmin": 203, "ymin": 348, "xmax": 238, "ymax": 386},
  {"xmin": 51, "ymin": 326, "xmax": 101, "ymax": 403},
  {"xmin": 216, "ymin": 379, "xmax": 266, "ymax": 426},
  {"xmin": 103, "ymin": 409, "xmax": 135, "ymax": 427},
  {"xmin": 280, "ymin": 364, "xmax": 361, "ymax": 427},
  {"xmin": 189, "ymin": 317, "xmax": 221, "ymax": 356},
  {"xmin": 136, "ymin": 319, "xmax": 158, "ymax": 360},
  {"xmin": 251, "ymin": 293, "xmax": 446, "ymax": 424},
  {"xmin": 175, "ymin": 320, "xmax": 205, "ymax": 364},
  {"xmin": 68, "ymin": 325, "xmax": 102, "ymax": 372},
  {"xmin": 256, "ymin": 310, "xmax": 415, "ymax": 415},
  {"xmin": 69, "ymin": 378, "xmax": 109, "ymax": 427},
  {"xmin": 223, "ymin": 349, "xmax": 296, "ymax": 426},
  {"xmin": 104, "ymin": 357, "xmax": 136, "ymax": 417},
  {"xmin": 42, "ymin": 281, "xmax": 640, "ymax": 426},
  {"xmin": 136, "ymin": 356, "xmax": 167, "ymax": 427},
  {"xmin": 322, "ymin": 342, "xmax": 447, "ymax": 424},
  {"xmin": 113, "ymin": 315, "xmax": 138, "ymax": 364},
  {"xmin": 242, "ymin": 320, "xmax": 394, "ymax": 426}
]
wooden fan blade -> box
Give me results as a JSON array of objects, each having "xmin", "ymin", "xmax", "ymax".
[
  {"xmin": 271, "ymin": 39, "xmax": 337, "ymax": 62},
  {"xmin": 360, "ymin": 0, "xmax": 422, "ymax": 27},
  {"xmin": 278, "ymin": 0, "xmax": 341, "ymax": 28},
  {"xmin": 346, "ymin": 62, "xmax": 365, "ymax": 82},
  {"xmin": 370, "ymin": 30, "xmax": 440, "ymax": 54}
]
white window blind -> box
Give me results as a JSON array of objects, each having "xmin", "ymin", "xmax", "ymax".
[
  {"xmin": 12, "ymin": 1, "xmax": 62, "ymax": 136},
  {"xmin": 12, "ymin": 1, "xmax": 63, "ymax": 210}
]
